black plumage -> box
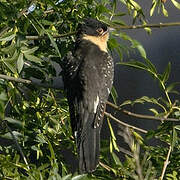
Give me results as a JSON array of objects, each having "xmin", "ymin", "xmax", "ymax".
[{"xmin": 61, "ymin": 18, "xmax": 114, "ymax": 173}]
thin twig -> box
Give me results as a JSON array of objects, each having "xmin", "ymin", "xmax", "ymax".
[
  {"xmin": 160, "ymin": 145, "xmax": 172, "ymax": 180},
  {"xmin": 104, "ymin": 112, "xmax": 148, "ymax": 134},
  {"xmin": 0, "ymin": 74, "xmax": 62, "ymax": 89},
  {"xmin": 24, "ymin": 22, "xmax": 180, "ymax": 40},
  {"xmin": 107, "ymin": 101, "xmax": 179, "ymax": 122},
  {"xmin": 4, "ymin": 121, "xmax": 30, "ymax": 170},
  {"xmin": 113, "ymin": 22, "xmax": 180, "ymax": 30},
  {"xmin": 99, "ymin": 161, "xmax": 111, "ymax": 172},
  {"xmin": 0, "ymin": 74, "xmax": 32, "ymax": 84},
  {"xmin": 25, "ymin": 32, "xmax": 76, "ymax": 40}
]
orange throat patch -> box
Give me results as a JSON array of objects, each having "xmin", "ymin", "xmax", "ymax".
[{"xmin": 82, "ymin": 33, "xmax": 109, "ymax": 52}]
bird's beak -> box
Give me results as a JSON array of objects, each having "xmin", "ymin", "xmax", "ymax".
[
  {"xmin": 102, "ymin": 27, "xmax": 115, "ymax": 36},
  {"xmin": 108, "ymin": 27, "xmax": 115, "ymax": 32}
]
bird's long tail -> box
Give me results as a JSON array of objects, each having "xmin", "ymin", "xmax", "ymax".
[{"xmin": 78, "ymin": 112, "xmax": 102, "ymax": 173}]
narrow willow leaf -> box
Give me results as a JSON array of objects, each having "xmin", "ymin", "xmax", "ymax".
[
  {"xmin": 111, "ymin": 86, "xmax": 118, "ymax": 105},
  {"xmin": 119, "ymin": 100, "xmax": 132, "ymax": 107},
  {"xmin": 129, "ymin": 0, "xmax": 141, "ymax": 10},
  {"xmin": 162, "ymin": 62, "xmax": 171, "ymax": 83},
  {"xmin": 166, "ymin": 82, "xmax": 180, "ymax": 93},
  {"xmin": 48, "ymin": 140, "xmax": 55, "ymax": 159},
  {"xmin": 3, "ymin": 61, "xmax": 17, "ymax": 73},
  {"xmin": 112, "ymin": 152, "xmax": 121, "ymax": 165},
  {"xmin": 136, "ymin": 43, "xmax": 146, "ymax": 58},
  {"xmin": 171, "ymin": 0, "xmax": 180, "ymax": 9},
  {"xmin": 22, "ymin": 46, "xmax": 39, "ymax": 55},
  {"xmin": 3, "ymin": 50, "xmax": 18, "ymax": 63},
  {"xmin": 118, "ymin": 61, "xmax": 148, "ymax": 71},
  {"xmin": 17, "ymin": 53, "xmax": 24, "ymax": 73},
  {"xmin": 72, "ymin": 174, "xmax": 87, "ymax": 180},
  {"xmin": 162, "ymin": 4, "xmax": 168, "ymax": 17},
  {"xmin": 149, "ymin": 108, "xmax": 159, "ymax": 116},
  {"xmin": 112, "ymin": 138, "xmax": 120, "ymax": 152},
  {"xmin": 150, "ymin": 1, "xmax": 157, "ymax": 16},
  {"xmin": 110, "ymin": 137, "xmax": 113, "ymax": 153},
  {"xmin": 0, "ymin": 32, "xmax": 15, "ymax": 41},
  {"xmin": 144, "ymin": 58, "xmax": 157, "ymax": 74},
  {"xmin": 46, "ymin": 32, "xmax": 61, "ymax": 58},
  {"xmin": 174, "ymin": 125, "xmax": 180, "ymax": 131},
  {"xmin": 5, "ymin": 117, "xmax": 23, "ymax": 127},
  {"xmin": 24, "ymin": 54, "xmax": 42, "ymax": 63},
  {"xmin": 133, "ymin": 131, "xmax": 143, "ymax": 144},
  {"xmin": 107, "ymin": 118, "xmax": 116, "ymax": 140},
  {"xmin": 171, "ymin": 128, "xmax": 177, "ymax": 150},
  {"xmin": 61, "ymin": 174, "xmax": 72, "ymax": 180}
]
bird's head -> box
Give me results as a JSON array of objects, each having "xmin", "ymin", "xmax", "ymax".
[
  {"xmin": 79, "ymin": 18, "xmax": 109, "ymax": 37},
  {"xmin": 77, "ymin": 18, "xmax": 111, "ymax": 52}
]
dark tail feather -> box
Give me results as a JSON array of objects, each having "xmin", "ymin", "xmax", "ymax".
[{"xmin": 78, "ymin": 113, "xmax": 101, "ymax": 173}]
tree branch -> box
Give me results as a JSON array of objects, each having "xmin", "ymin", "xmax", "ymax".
[
  {"xmin": 25, "ymin": 32, "xmax": 76, "ymax": 40},
  {"xmin": 106, "ymin": 101, "xmax": 179, "ymax": 122},
  {"xmin": 112, "ymin": 22, "xmax": 180, "ymax": 30},
  {"xmin": 23, "ymin": 22, "xmax": 180, "ymax": 40},
  {"xmin": 104, "ymin": 112, "xmax": 148, "ymax": 134},
  {"xmin": 3, "ymin": 120, "xmax": 30, "ymax": 170},
  {"xmin": 0, "ymin": 74, "xmax": 62, "ymax": 89},
  {"xmin": 160, "ymin": 145, "xmax": 172, "ymax": 180}
]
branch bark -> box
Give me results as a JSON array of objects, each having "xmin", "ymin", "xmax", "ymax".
[
  {"xmin": 113, "ymin": 22, "xmax": 180, "ymax": 30},
  {"xmin": 160, "ymin": 145, "xmax": 172, "ymax": 180},
  {"xmin": 104, "ymin": 112, "xmax": 148, "ymax": 134},
  {"xmin": 106, "ymin": 101, "xmax": 179, "ymax": 122},
  {"xmin": 24, "ymin": 22, "xmax": 180, "ymax": 40}
]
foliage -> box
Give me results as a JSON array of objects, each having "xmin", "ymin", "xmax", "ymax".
[{"xmin": 0, "ymin": 0, "xmax": 180, "ymax": 179}]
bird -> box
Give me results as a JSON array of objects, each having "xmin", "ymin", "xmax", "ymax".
[{"xmin": 61, "ymin": 18, "xmax": 114, "ymax": 173}]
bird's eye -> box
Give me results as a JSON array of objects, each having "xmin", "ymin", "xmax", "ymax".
[{"xmin": 96, "ymin": 28, "xmax": 104, "ymax": 35}]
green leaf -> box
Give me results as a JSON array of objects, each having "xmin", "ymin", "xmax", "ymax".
[
  {"xmin": 150, "ymin": 1, "xmax": 157, "ymax": 16},
  {"xmin": 3, "ymin": 50, "xmax": 18, "ymax": 63},
  {"xmin": 17, "ymin": 53, "xmax": 24, "ymax": 73},
  {"xmin": 0, "ymin": 92, "xmax": 7, "ymax": 101},
  {"xmin": 4, "ymin": 117, "xmax": 23, "ymax": 127},
  {"xmin": 3, "ymin": 61, "xmax": 17, "ymax": 73},
  {"xmin": 110, "ymin": 86, "xmax": 118, "ymax": 105},
  {"xmin": 24, "ymin": 54, "xmax": 42, "ymax": 63},
  {"xmin": 0, "ymin": 32, "xmax": 16, "ymax": 41},
  {"xmin": 107, "ymin": 118, "xmax": 116, "ymax": 140},
  {"xmin": 22, "ymin": 46, "xmax": 39, "ymax": 55},
  {"xmin": 166, "ymin": 82, "xmax": 180, "ymax": 93},
  {"xmin": 46, "ymin": 32, "xmax": 61, "ymax": 58},
  {"xmin": 119, "ymin": 100, "xmax": 132, "ymax": 107},
  {"xmin": 171, "ymin": 127, "xmax": 177, "ymax": 150},
  {"xmin": 61, "ymin": 174, "xmax": 72, "ymax": 180},
  {"xmin": 129, "ymin": 0, "xmax": 141, "ymax": 10},
  {"xmin": 0, "ymin": 131, "xmax": 22, "ymax": 140},
  {"xmin": 131, "ymin": 39, "xmax": 146, "ymax": 58},
  {"xmin": 119, "ymin": 33, "xmax": 146, "ymax": 58},
  {"xmin": 144, "ymin": 58, "xmax": 157, "ymax": 74},
  {"xmin": 162, "ymin": 62, "xmax": 171, "ymax": 83},
  {"xmin": 112, "ymin": 138, "xmax": 119, "ymax": 152},
  {"xmin": 171, "ymin": 0, "xmax": 180, "ymax": 9},
  {"xmin": 112, "ymin": 152, "xmax": 121, "ymax": 165},
  {"xmin": 118, "ymin": 61, "xmax": 148, "ymax": 71},
  {"xmin": 149, "ymin": 108, "xmax": 159, "ymax": 116},
  {"xmin": 71, "ymin": 174, "xmax": 87, "ymax": 180},
  {"xmin": 175, "ymin": 125, "xmax": 180, "ymax": 131},
  {"xmin": 48, "ymin": 140, "xmax": 55, "ymax": 160},
  {"xmin": 162, "ymin": 4, "xmax": 168, "ymax": 17}
]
